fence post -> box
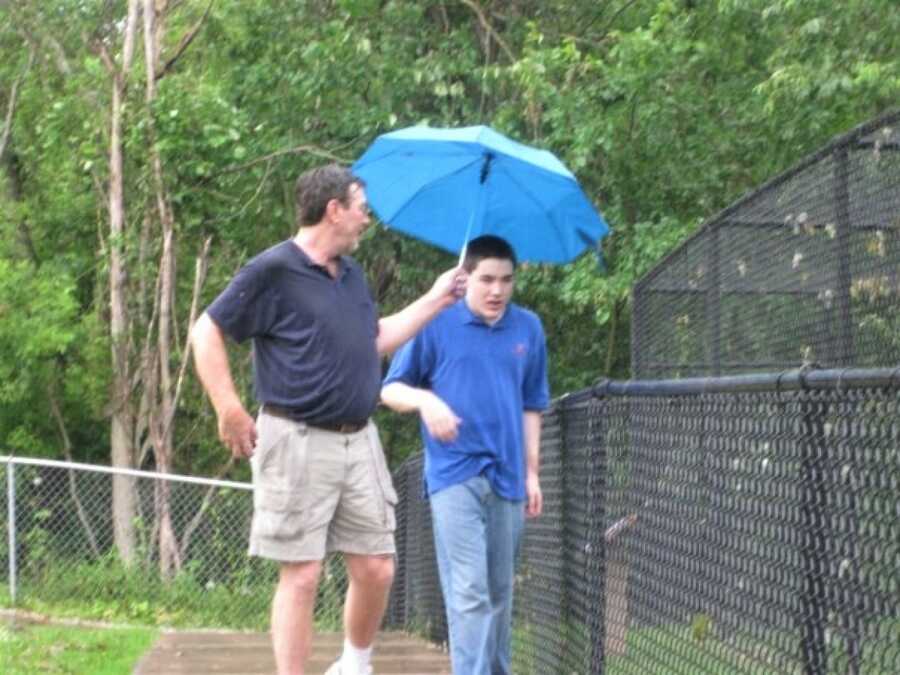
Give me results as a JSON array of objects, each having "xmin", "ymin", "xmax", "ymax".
[
  {"xmin": 832, "ymin": 145, "xmax": 854, "ymax": 366},
  {"xmin": 557, "ymin": 400, "xmax": 572, "ymax": 672},
  {"xmin": 6, "ymin": 460, "xmax": 16, "ymax": 605},
  {"xmin": 799, "ymin": 390, "xmax": 829, "ymax": 674},
  {"xmin": 844, "ymin": 391, "xmax": 864, "ymax": 675},
  {"xmin": 707, "ymin": 226, "xmax": 722, "ymax": 376},
  {"xmin": 588, "ymin": 397, "xmax": 607, "ymax": 675},
  {"xmin": 403, "ymin": 460, "xmax": 416, "ymax": 633},
  {"xmin": 386, "ymin": 458, "xmax": 407, "ymax": 629}
]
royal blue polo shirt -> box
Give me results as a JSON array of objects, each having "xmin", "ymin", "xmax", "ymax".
[
  {"xmin": 384, "ymin": 299, "xmax": 549, "ymax": 501},
  {"xmin": 206, "ymin": 240, "xmax": 381, "ymax": 426}
]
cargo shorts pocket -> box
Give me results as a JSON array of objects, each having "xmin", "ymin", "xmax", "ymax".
[
  {"xmin": 252, "ymin": 414, "xmax": 310, "ymax": 537},
  {"xmin": 365, "ymin": 425, "xmax": 398, "ymax": 528}
]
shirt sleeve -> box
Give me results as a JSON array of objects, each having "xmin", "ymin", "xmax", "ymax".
[
  {"xmin": 206, "ymin": 256, "xmax": 278, "ymax": 343},
  {"xmin": 522, "ymin": 317, "xmax": 550, "ymax": 411},
  {"xmin": 383, "ymin": 330, "xmax": 432, "ymax": 389}
]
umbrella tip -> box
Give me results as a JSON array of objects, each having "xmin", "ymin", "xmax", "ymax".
[
  {"xmin": 594, "ymin": 246, "xmax": 607, "ymax": 273},
  {"xmin": 480, "ymin": 153, "xmax": 494, "ymax": 184}
]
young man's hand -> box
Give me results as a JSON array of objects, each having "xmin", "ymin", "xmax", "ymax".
[
  {"xmin": 525, "ymin": 471, "xmax": 543, "ymax": 518},
  {"xmin": 419, "ymin": 393, "xmax": 462, "ymax": 442}
]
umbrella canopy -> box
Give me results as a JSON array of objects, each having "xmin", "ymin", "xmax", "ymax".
[{"xmin": 352, "ymin": 125, "xmax": 610, "ymax": 264}]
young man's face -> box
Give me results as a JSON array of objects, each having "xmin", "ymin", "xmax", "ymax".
[{"xmin": 466, "ymin": 257, "xmax": 515, "ymax": 324}]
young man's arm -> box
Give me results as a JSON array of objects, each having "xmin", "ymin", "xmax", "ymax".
[
  {"xmin": 190, "ymin": 312, "xmax": 257, "ymax": 458},
  {"xmin": 380, "ymin": 381, "xmax": 461, "ymax": 442},
  {"xmin": 524, "ymin": 410, "xmax": 543, "ymax": 517},
  {"xmin": 376, "ymin": 267, "xmax": 466, "ymax": 356}
]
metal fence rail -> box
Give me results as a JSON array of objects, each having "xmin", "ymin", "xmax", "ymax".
[
  {"xmin": 0, "ymin": 457, "xmax": 348, "ymax": 630},
  {"xmin": 388, "ymin": 366, "xmax": 900, "ymax": 674}
]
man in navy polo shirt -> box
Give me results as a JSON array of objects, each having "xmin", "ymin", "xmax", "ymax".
[
  {"xmin": 381, "ymin": 235, "xmax": 550, "ymax": 675},
  {"xmin": 191, "ymin": 163, "xmax": 465, "ymax": 675}
]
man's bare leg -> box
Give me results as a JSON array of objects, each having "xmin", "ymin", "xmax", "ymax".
[
  {"xmin": 343, "ymin": 554, "xmax": 395, "ymax": 648},
  {"xmin": 272, "ymin": 560, "xmax": 322, "ymax": 675}
]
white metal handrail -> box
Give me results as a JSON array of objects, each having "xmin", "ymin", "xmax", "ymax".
[{"xmin": 1, "ymin": 455, "xmax": 253, "ymax": 606}]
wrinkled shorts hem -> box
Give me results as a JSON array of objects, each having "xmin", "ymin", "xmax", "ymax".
[{"xmin": 248, "ymin": 540, "xmax": 324, "ymax": 563}]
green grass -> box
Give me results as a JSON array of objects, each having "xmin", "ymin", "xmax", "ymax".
[
  {"xmin": 8, "ymin": 566, "xmax": 274, "ymax": 630},
  {"xmin": 3, "ymin": 550, "xmax": 347, "ymax": 630},
  {"xmin": 0, "ymin": 622, "xmax": 158, "ymax": 675},
  {"xmin": 1, "ymin": 556, "xmax": 348, "ymax": 635}
]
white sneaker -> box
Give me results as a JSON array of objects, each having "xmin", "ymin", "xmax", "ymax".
[{"xmin": 323, "ymin": 662, "xmax": 373, "ymax": 675}]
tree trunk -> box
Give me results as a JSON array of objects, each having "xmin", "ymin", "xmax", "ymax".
[
  {"xmin": 141, "ymin": 0, "xmax": 182, "ymax": 579},
  {"xmin": 106, "ymin": 0, "xmax": 141, "ymax": 566}
]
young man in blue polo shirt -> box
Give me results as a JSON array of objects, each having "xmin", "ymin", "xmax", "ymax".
[{"xmin": 381, "ymin": 235, "xmax": 549, "ymax": 675}]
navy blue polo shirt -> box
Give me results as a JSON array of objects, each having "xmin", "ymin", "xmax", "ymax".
[
  {"xmin": 207, "ymin": 240, "xmax": 380, "ymax": 425},
  {"xmin": 384, "ymin": 299, "xmax": 549, "ymax": 500}
]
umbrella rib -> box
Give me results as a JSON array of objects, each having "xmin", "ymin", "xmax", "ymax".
[
  {"xmin": 386, "ymin": 154, "xmax": 486, "ymax": 225},
  {"xmin": 496, "ymin": 162, "xmax": 574, "ymax": 256},
  {"xmin": 357, "ymin": 146, "xmax": 478, "ymax": 219}
]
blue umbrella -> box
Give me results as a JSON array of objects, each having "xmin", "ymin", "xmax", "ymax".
[{"xmin": 352, "ymin": 125, "xmax": 610, "ymax": 264}]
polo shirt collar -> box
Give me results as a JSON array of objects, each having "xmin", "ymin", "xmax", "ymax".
[
  {"xmin": 457, "ymin": 298, "xmax": 512, "ymax": 329},
  {"xmin": 291, "ymin": 240, "xmax": 351, "ymax": 279}
]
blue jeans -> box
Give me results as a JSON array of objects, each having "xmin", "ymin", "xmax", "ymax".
[{"xmin": 430, "ymin": 475, "xmax": 525, "ymax": 675}]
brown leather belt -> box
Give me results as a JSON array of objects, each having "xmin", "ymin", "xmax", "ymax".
[{"xmin": 263, "ymin": 404, "xmax": 368, "ymax": 434}]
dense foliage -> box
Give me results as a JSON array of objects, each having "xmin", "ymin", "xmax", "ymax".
[{"xmin": 1, "ymin": 0, "xmax": 897, "ymax": 478}]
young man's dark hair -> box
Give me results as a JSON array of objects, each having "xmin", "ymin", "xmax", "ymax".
[
  {"xmin": 462, "ymin": 234, "xmax": 517, "ymax": 272},
  {"xmin": 294, "ymin": 163, "xmax": 366, "ymax": 227}
]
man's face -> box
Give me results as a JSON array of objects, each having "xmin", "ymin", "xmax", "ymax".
[
  {"xmin": 466, "ymin": 257, "xmax": 515, "ymax": 324},
  {"xmin": 332, "ymin": 183, "xmax": 371, "ymax": 253}
]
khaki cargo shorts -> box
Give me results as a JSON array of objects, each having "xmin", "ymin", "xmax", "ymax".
[{"xmin": 248, "ymin": 411, "xmax": 398, "ymax": 562}]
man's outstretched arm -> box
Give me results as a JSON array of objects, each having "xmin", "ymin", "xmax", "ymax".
[{"xmin": 376, "ymin": 267, "xmax": 466, "ymax": 356}]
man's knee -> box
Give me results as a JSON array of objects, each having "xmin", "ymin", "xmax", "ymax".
[
  {"xmin": 347, "ymin": 554, "xmax": 395, "ymax": 590},
  {"xmin": 370, "ymin": 556, "xmax": 395, "ymax": 589},
  {"xmin": 278, "ymin": 560, "xmax": 322, "ymax": 597}
]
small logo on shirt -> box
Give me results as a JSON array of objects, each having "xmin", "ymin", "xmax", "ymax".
[{"xmin": 513, "ymin": 342, "xmax": 527, "ymax": 356}]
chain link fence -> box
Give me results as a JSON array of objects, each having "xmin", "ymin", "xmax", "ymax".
[
  {"xmin": 633, "ymin": 110, "xmax": 900, "ymax": 379},
  {"xmin": 4, "ymin": 368, "xmax": 898, "ymax": 674},
  {"xmin": 0, "ymin": 457, "xmax": 347, "ymax": 630},
  {"xmin": 388, "ymin": 366, "xmax": 900, "ymax": 674}
]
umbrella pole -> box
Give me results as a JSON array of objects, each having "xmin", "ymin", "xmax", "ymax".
[
  {"xmin": 457, "ymin": 180, "xmax": 488, "ymax": 267},
  {"xmin": 458, "ymin": 210, "xmax": 475, "ymax": 266}
]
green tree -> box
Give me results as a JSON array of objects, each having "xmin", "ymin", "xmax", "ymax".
[{"xmin": 1, "ymin": 0, "xmax": 897, "ymax": 481}]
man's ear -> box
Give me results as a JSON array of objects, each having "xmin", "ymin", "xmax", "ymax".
[{"xmin": 324, "ymin": 197, "xmax": 341, "ymax": 222}]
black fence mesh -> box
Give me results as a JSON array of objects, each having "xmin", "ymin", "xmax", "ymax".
[
  {"xmin": 632, "ymin": 110, "xmax": 900, "ymax": 379},
  {"xmin": 388, "ymin": 367, "xmax": 899, "ymax": 674}
]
